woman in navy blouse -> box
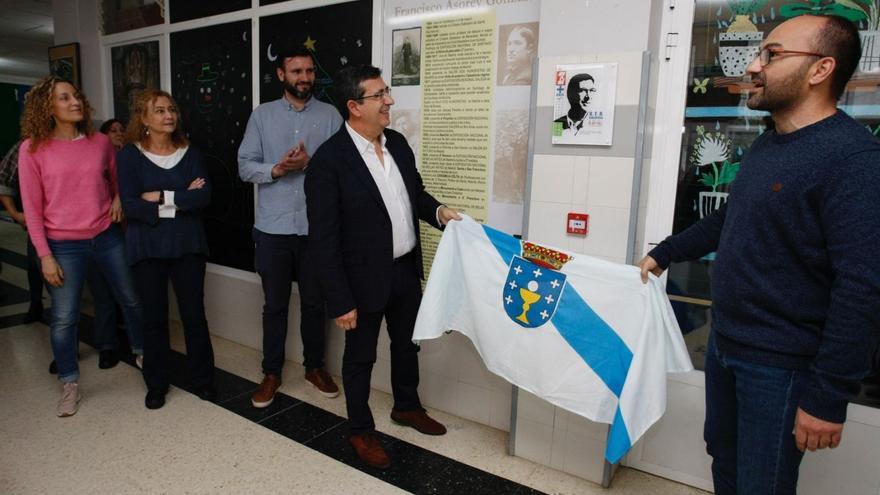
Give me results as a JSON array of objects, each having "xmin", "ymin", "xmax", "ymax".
[{"xmin": 118, "ymin": 89, "xmax": 215, "ymax": 410}]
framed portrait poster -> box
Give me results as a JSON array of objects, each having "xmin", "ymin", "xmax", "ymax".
[
  {"xmin": 551, "ymin": 62, "xmax": 617, "ymax": 146},
  {"xmin": 48, "ymin": 43, "xmax": 82, "ymax": 88}
]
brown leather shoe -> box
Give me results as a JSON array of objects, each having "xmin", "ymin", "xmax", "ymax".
[
  {"xmin": 390, "ymin": 409, "xmax": 447, "ymax": 436},
  {"xmin": 305, "ymin": 368, "xmax": 340, "ymax": 398},
  {"xmin": 349, "ymin": 433, "xmax": 391, "ymax": 469},
  {"xmin": 251, "ymin": 374, "xmax": 281, "ymax": 408}
]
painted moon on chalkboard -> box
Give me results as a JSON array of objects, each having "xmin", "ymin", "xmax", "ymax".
[
  {"xmin": 242, "ymin": 31, "xmax": 247, "ymax": 42},
  {"xmin": 267, "ymin": 43, "xmax": 277, "ymax": 62}
]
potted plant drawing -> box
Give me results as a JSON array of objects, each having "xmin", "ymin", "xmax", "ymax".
[
  {"xmin": 780, "ymin": 0, "xmax": 870, "ymax": 21},
  {"xmin": 781, "ymin": 1, "xmax": 878, "ymax": 71},
  {"xmin": 720, "ymin": 1, "xmax": 768, "ymax": 77},
  {"xmin": 690, "ymin": 126, "xmax": 741, "ymax": 218}
]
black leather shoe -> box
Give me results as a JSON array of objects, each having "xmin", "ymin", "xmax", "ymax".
[
  {"xmin": 98, "ymin": 349, "xmax": 119, "ymax": 369},
  {"xmin": 145, "ymin": 389, "xmax": 166, "ymax": 410},
  {"xmin": 48, "ymin": 360, "xmax": 58, "ymax": 375},
  {"xmin": 194, "ymin": 385, "xmax": 217, "ymax": 402}
]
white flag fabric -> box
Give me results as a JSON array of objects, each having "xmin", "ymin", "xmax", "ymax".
[{"xmin": 413, "ymin": 217, "xmax": 693, "ymax": 463}]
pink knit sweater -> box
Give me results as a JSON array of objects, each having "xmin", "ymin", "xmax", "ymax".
[{"xmin": 18, "ymin": 133, "xmax": 117, "ymax": 258}]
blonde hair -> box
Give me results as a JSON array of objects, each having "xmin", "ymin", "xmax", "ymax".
[
  {"xmin": 125, "ymin": 89, "xmax": 189, "ymax": 148},
  {"xmin": 21, "ymin": 76, "xmax": 94, "ymax": 152}
]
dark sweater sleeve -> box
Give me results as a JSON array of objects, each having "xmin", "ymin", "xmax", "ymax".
[
  {"xmin": 798, "ymin": 150, "xmax": 880, "ymax": 423},
  {"xmin": 648, "ymin": 202, "xmax": 727, "ymax": 269},
  {"xmin": 117, "ymin": 146, "xmax": 159, "ymax": 225},
  {"xmin": 172, "ymin": 147, "xmax": 211, "ymax": 211}
]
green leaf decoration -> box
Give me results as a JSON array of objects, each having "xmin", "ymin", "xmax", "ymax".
[
  {"xmin": 781, "ymin": 0, "xmax": 868, "ymax": 21},
  {"xmin": 699, "ymin": 172, "xmax": 717, "ymax": 189},
  {"xmin": 717, "ymin": 161, "xmax": 741, "ymax": 186}
]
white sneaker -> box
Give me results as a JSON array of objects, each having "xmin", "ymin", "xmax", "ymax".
[
  {"xmin": 57, "ymin": 382, "xmax": 82, "ymax": 417},
  {"xmin": 136, "ymin": 355, "xmax": 143, "ymax": 369}
]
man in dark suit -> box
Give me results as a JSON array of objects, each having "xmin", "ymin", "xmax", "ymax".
[{"xmin": 305, "ymin": 65, "xmax": 460, "ymax": 469}]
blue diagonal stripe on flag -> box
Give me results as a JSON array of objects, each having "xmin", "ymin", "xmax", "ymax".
[{"xmin": 482, "ymin": 224, "xmax": 635, "ymax": 463}]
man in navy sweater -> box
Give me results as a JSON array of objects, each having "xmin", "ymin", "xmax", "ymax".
[{"xmin": 640, "ymin": 15, "xmax": 880, "ymax": 494}]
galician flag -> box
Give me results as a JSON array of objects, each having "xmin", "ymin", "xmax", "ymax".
[{"xmin": 413, "ymin": 217, "xmax": 693, "ymax": 463}]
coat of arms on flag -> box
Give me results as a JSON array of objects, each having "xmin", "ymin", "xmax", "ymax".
[{"xmin": 503, "ymin": 242, "xmax": 571, "ymax": 328}]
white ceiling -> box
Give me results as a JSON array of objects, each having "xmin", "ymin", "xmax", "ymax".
[{"xmin": 0, "ymin": 0, "xmax": 54, "ymax": 83}]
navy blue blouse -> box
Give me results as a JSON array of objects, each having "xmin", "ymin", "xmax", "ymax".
[{"xmin": 117, "ymin": 143, "xmax": 210, "ymax": 265}]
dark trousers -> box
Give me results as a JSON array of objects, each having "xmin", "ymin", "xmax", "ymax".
[
  {"xmin": 344, "ymin": 252, "xmax": 423, "ymax": 435},
  {"xmin": 26, "ymin": 238, "xmax": 44, "ymax": 312},
  {"xmin": 254, "ymin": 229, "xmax": 325, "ymax": 374},
  {"xmin": 704, "ymin": 332, "xmax": 807, "ymax": 495},
  {"xmin": 133, "ymin": 254, "xmax": 214, "ymax": 392}
]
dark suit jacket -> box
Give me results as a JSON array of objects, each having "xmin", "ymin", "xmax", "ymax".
[{"xmin": 305, "ymin": 126, "xmax": 442, "ymax": 318}]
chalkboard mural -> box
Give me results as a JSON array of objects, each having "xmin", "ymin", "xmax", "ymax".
[
  {"xmin": 171, "ymin": 20, "xmax": 254, "ymax": 271},
  {"xmin": 259, "ymin": 0, "xmax": 372, "ymax": 108}
]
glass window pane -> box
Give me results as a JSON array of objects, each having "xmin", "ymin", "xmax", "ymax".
[{"xmin": 100, "ymin": 0, "xmax": 164, "ymax": 36}]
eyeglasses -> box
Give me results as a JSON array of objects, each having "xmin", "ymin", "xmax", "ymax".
[
  {"xmin": 752, "ymin": 47, "xmax": 826, "ymax": 67},
  {"xmin": 354, "ymin": 87, "xmax": 392, "ymax": 101}
]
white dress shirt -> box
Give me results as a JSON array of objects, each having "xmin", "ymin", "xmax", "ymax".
[{"xmin": 345, "ymin": 123, "xmax": 416, "ymax": 259}]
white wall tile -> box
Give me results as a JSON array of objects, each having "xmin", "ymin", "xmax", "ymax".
[
  {"xmin": 572, "ymin": 156, "xmax": 590, "ymax": 209},
  {"xmin": 456, "ymin": 382, "xmax": 493, "ymax": 425},
  {"xmin": 530, "ymin": 154, "xmax": 575, "ymax": 204},
  {"xmin": 488, "ymin": 387, "xmax": 513, "ymax": 432},
  {"xmin": 588, "ymin": 157, "xmax": 634, "ymax": 209},
  {"xmin": 581, "ymin": 206, "xmax": 631, "ymax": 259},
  {"xmin": 559, "ymin": 428, "xmax": 608, "ymax": 484},
  {"xmin": 518, "ymin": 390, "xmax": 556, "ymax": 426},
  {"xmin": 419, "ymin": 371, "xmax": 459, "ymax": 413},
  {"xmin": 602, "ymin": 52, "xmax": 644, "ymax": 106},
  {"xmin": 514, "ymin": 418, "xmax": 554, "ymax": 465},
  {"xmin": 527, "ymin": 201, "xmax": 574, "ymax": 248}
]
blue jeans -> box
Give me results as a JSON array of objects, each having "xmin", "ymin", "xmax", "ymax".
[
  {"xmin": 704, "ymin": 332, "xmax": 808, "ymax": 495},
  {"xmin": 46, "ymin": 226, "xmax": 144, "ymax": 383}
]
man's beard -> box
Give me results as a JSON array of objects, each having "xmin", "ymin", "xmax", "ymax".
[
  {"xmin": 284, "ymin": 81, "xmax": 313, "ymax": 100},
  {"xmin": 746, "ymin": 64, "xmax": 809, "ymax": 112}
]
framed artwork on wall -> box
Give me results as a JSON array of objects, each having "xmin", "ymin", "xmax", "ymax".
[
  {"xmin": 48, "ymin": 43, "xmax": 81, "ymax": 87},
  {"xmin": 111, "ymin": 40, "xmax": 160, "ymax": 124}
]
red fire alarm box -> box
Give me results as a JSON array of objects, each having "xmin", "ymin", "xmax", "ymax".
[{"xmin": 567, "ymin": 213, "xmax": 589, "ymax": 235}]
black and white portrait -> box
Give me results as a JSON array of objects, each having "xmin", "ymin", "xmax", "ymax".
[
  {"xmin": 392, "ymin": 27, "xmax": 421, "ymax": 86},
  {"xmin": 552, "ymin": 63, "xmax": 617, "ymax": 146},
  {"xmin": 497, "ymin": 23, "xmax": 539, "ymax": 86}
]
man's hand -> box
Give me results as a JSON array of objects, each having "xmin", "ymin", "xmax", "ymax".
[
  {"xmin": 335, "ymin": 309, "xmax": 358, "ymax": 331},
  {"xmin": 438, "ymin": 206, "xmax": 462, "ymax": 225},
  {"xmin": 637, "ymin": 255, "xmax": 664, "ymax": 284},
  {"xmin": 110, "ymin": 195, "xmax": 124, "ymax": 223},
  {"xmin": 141, "ymin": 191, "xmax": 161, "ymax": 203},
  {"xmin": 41, "ymin": 255, "xmax": 64, "ymax": 287},
  {"xmin": 794, "ymin": 408, "xmax": 843, "ymax": 452},
  {"xmin": 271, "ymin": 142, "xmax": 309, "ymax": 178}
]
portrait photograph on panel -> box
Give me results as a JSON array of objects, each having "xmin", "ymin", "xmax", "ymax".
[
  {"xmin": 391, "ymin": 109, "xmax": 421, "ymax": 160},
  {"xmin": 171, "ymin": 20, "xmax": 254, "ymax": 270},
  {"xmin": 111, "ymin": 41, "xmax": 160, "ymax": 124},
  {"xmin": 259, "ymin": 0, "xmax": 373, "ymax": 106},
  {"xmin": 552, "ymin": 63, "xmax": 617, "ymax": 146},
  {"xmin": 497, "ymin": 22, "xmax": 539, "ymax": 86},
  {"xmin": 493, "ymin": 109, "xmax": 529, "ymax": 204},
  {"xmin": 392, "ymin": 27, "xmax": 421, "ymax": 86}
]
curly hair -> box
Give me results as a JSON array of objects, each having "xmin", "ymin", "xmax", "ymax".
[
  {"xmin": 20, "ymin": 76, "xmax": 94, "ymax": 152},
  {"xmin": 125, "ymin": 89, "xmax": 188, "ymax": 148}
]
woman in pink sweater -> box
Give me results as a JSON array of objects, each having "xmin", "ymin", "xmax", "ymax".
[{"xmin": 18, "ymin": 76, "xmax": 145, "ymax": 417}]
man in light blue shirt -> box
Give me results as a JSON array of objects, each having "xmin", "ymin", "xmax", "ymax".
[{"xmin": 238, "ymin": 46, "xmax": 343, "ymax": 408}]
